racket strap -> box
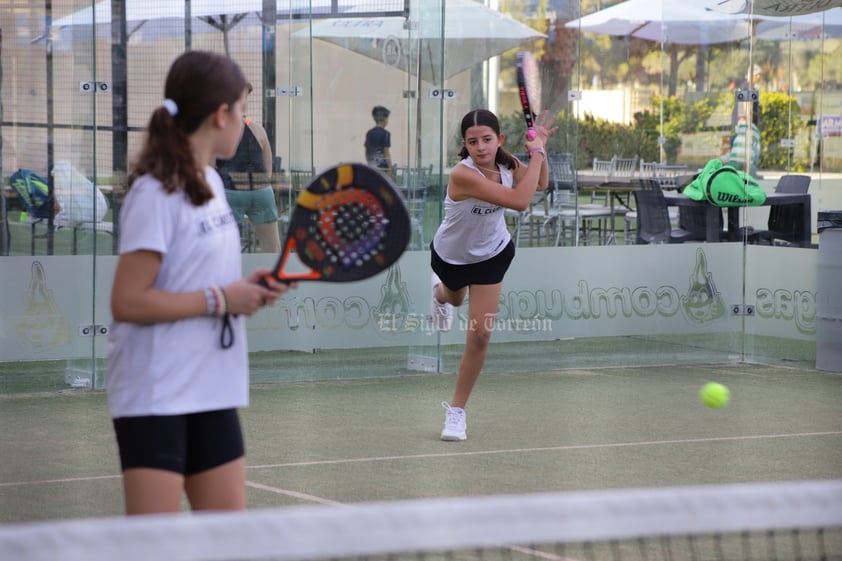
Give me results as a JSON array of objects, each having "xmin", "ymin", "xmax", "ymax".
[{"xmin": 220, "ymin": 313, "xmax": 234, "ymax": 349}]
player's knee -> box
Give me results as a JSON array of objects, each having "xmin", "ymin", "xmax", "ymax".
[
  {"xmin": 466, "ymin": 322, "xmax": 493, "ymax": 349},
  {"xmin": 450, "ymin": 294, "xmax": 466, "ymax": 307}
]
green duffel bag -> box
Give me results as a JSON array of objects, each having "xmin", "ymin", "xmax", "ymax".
[{"xmin": 683, "ymin": 159, "xmax": 766, "ymax": 207}]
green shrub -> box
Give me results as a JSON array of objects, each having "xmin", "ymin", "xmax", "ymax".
[
  {"xmin": 648, "ymin": 95, "xmax": 722, "ymax": 164},
  {"xmin": 499, "ymin": 111, "xmax": 658, "ymax": 168},
  {"xmin": 758, "ymin": 92, "xmax": 808, "ymax": 171},
  {"xmin": 493, "ymin": 92, "xmax": 810, "ymax": 172}
]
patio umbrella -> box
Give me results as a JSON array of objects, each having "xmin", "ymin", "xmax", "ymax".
[
  {"xmin": 293, "ymin": 0, "xmax": 545, "ymax": 84},
  {"xmin": 565, "ymin": 0, "xmax": 758, "ymax": 99},
  {"xmin": 564, "ymin": 0, "xmax": 754, "ymax": 46},
  {"xmin": 48, "ymin": 0, "xmax": 348, "ymax": 55}
]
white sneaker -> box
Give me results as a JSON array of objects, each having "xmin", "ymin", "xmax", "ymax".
[
  {"xmin": 440, "ymin": 401, "xmax": 467, "ymax": 441},
  {"xmin": 431, "ymin": 274, "xmax": 453, "ymax": 331}
]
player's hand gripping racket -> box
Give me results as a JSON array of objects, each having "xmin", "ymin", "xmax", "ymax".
[
  {"xmin": 516, "ymin": 51, "xmax": 541, "ymax": 141},
  {"xmin": 261, "ymin": 163, "xmax": 411, "ymax": 285}
]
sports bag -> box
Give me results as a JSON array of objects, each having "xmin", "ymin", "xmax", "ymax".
[
  {"xmin": 9, "ymin": 168, "xmax": 54, "ymax": 219},
  {"xmin": 683, "ymin": 158, "xmax": 766, "ymax": 207}
]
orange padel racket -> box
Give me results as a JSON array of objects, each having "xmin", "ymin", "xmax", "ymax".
[{"xmin": 263, "ymin": 163, "xmax": 411, "ymax": 284}]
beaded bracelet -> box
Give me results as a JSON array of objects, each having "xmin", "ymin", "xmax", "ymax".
[
  {"xmin": 204, "ymin": 286, "xmax": 217, "ymax": 317},
  {"xmin": 209, "ymin": 285, "xmax": 226, "ymax": 318},
  {"xmin": 218, "ymin": 287, "xmax": 229, "ymax": 316}
]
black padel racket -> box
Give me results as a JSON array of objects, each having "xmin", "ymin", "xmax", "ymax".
[
  {"xmin": 516, "ymin": 51, "xmax": 541, "ymax": 141},
  {"xmin": 263, "ymin": 163, "xmax": 411, "ymax": 284}
]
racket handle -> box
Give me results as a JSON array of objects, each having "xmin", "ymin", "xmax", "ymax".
[
  {"xmin": 527, "ymin": 128, "xmax": 536, "ymax": 141},
  {"xmin": 258, "ymin": 273, "xmax": 292, "ymax": 287}
]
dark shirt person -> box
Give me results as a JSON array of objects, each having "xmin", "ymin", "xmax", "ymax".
[
  {"xmin": 365, "ymin": 105, "xmax": 392, "ymax": 173},
  {"xmin": 217, "ymin": 83, "xmax": 281, "ymax": 253}
]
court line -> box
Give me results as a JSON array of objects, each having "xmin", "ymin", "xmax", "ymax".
[
  {"xmin": 3, "ymin": 430, "xmax": 839, "ymax": 488},
  {"xmin": 248, "ymin": 430, "xmax": 842, "ymax": 470},
  {"xmin": 245, "ymin": 481, "xmax": 349, "ymax": 507},
  {"xmin": 0, "ymin": 474, "xmax": 119, "ymax": 487},
  {"xmin": 507, "ymin": 544, "xmax": 578, "ymax": 561}
]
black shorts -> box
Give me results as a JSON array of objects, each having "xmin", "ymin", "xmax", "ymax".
[
  {"xmin": 113, "ymin": 409, "xmax": 244, "ymax": 476},
  {"xmin": 430, "ymin": 239, "xmax": 515, "ymax": 291}
]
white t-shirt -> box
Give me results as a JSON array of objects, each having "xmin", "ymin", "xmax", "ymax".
[
  {"xmin": 107, "ymin": 167, "xmax": 248, "ymax": 418},
  {"xmin": 432, "ymin": 157, "xmax": 513, "ymax": 264}
]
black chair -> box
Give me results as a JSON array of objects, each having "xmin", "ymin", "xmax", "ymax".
[
  {"xmin": 277, "ymin": 167, "xmax": 314, "ymax": 233},
  {"xmin": 541, "ymin": 152, "xmax": 578, "ymax": 246},
  {"xmin": 678, "ymin": 206, "xmax": 724, "ymax": 242},
  {"xmin": 393, "ymin": 165, "xmax": 432, "ymax": 249},
  {"xmin": 633, "ymin": 179, "xmax": 699, "ymax": 244},
  {"xmin": 0, "ymin": 188, "xmax": 9, "ymax": 255},
  {"xmin": 746, "ymin": 174, "xmax": 811, "ymax": 246}
]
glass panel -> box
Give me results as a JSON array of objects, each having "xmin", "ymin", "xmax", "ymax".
[
  {"xmin": 743, "ymin": 3, "xmax": 837, "ymax": 366},
  {"xmin": 0, "ymin": 0, "xmax": 833, "ymax": 392},
  {"xmin": 561, "ymin": 2, "xmax": 732, "ymax": 365},
  {"xmin": 1, "ymin": 1, "xmax": 103, "ymax": 390},
  {"xmin": 2, "ymin": 0, "xmax": 839, "ymax": 526}
]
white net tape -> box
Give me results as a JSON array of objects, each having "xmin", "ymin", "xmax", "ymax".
[{"xmin": 2, "ymin": 480, "xmax": 841, "ymax": 561}]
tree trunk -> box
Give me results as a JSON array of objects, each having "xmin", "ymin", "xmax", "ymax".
[
  {"xmin": 668, "ymin": 44, "xmax": 679, "ymax": 96},
  {"xmin": 695, "ymin": 46, "xmax": 706, "ymax": 92}
]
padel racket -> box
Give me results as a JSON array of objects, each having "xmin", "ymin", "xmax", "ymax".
[
  {"xmin": 263, "ymin": 163, "xmax": 411, "ymax": 284},
  {"xmin": 516, "ymin": 51, "xmax": 541, "ymax": 141}
]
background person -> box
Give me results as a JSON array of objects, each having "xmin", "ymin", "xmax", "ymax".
[
  {"xmin": 364, "ymin": 105, "xmax": 392, "ymax": 174},
  {"xmin": 217, "ymin": 82, "xmax": 281, "ymax": 253},
  {"xmin": 729, "ymin": 110, "xmax": 761, "ymax": 178},
  {"xmin": 108, "ymin": 51, "xmax": 291, "ymax": 515},
  {"xmin": 430, "ymin": 108, "xmax": 556, "ymax": 442}
]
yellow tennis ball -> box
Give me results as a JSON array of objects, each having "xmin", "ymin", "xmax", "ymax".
[{"xmin": 700, "ymin": 382, "xmax": 730, "ymax": 409}]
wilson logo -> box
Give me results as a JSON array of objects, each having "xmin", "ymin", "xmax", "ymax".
[{"xmin": 716, "ymin": 192, "xmax": 756, "ymax": 204}]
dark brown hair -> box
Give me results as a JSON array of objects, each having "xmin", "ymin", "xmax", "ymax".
[
  {"xmin": 457, "ymin": 109, "xmax": 518, "ymax": 171},
  {"xmin": 128, "ymin": 51, "xmax": 247, "ymax": 206},
  {"xmin": 372, "ymin": 105, "xmax": 390, "ymax": 122}
]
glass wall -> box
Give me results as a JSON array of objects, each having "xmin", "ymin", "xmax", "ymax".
[{"xmin": 1, "ymin": 0, "xmax": 837, "ymax": 393}]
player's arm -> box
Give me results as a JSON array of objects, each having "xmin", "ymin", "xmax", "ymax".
[
  {"xmin": 384, "ymin": 146, "xmax": 393, "ymax": 169},
  {"xmin": 111, "ymin": 250, "xmax": 284, "ymax": 323},
  {"xmin": 518, "ymin": 153, "xmax": 549, "ymax": 192},
  {"xmin": 450, "ymin": 149, "xmax": 544, "ymax": 212},
  {"xmin": 111, "ymin": 250, "xmax": 206, "ymax": 323},
  {"xmin": 514, "ymin": 150, "xmax": 549, "ymax": 193},
  {"xmin": 525, "ymin": 111, "xmax": 557, "ymax": 192},
  {"xmin": 249, "ymin": 120, "xmax": 274, "ymax": 179}
]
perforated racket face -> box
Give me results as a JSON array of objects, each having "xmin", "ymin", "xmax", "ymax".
[
  {"xmin": 277, "ymin": 164, "xmax": 411, "ymax": 282},
  {"xmin": 516, "ymin": 51, "xmax": 540, "ymax": 129}
]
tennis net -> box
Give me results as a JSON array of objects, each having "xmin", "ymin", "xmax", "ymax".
[{"xmin": 2, "ymin": 480, "xmax": 840, "ymax": 561}]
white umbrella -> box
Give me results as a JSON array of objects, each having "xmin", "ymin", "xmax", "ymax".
[
  {"xmin": 293, "ymin": 0, "xmax": 545, "ymax": 83},
  {"xmin": 51, "ymin": 0, "xmax": 344, "ymax": 27},
  {"xmin": 564, "ymin": 0, "xmax": 755, "ymax": 99},
  {"xmin": 47, "ymin": 0, "xmax": 347, "ymax": 53},
  {"xmin": 564, "ymin": 0, "xmax": 754, "ymax": 45}
]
